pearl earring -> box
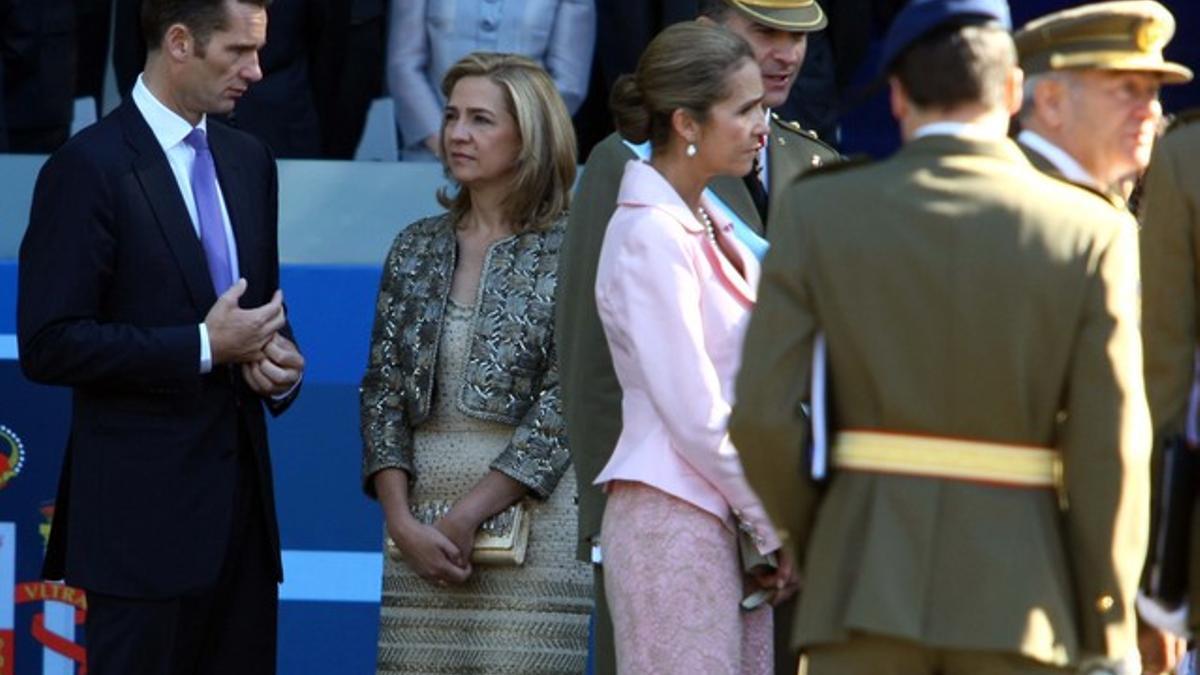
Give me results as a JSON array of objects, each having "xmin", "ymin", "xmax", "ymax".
[{"xmin": 686, "ymin": 143, "xmax": 697, "ymax": 157}]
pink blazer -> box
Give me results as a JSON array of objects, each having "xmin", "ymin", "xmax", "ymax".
[{"xmin": 593, "ymin": 160, "xmax": 781, "ymax": 555}]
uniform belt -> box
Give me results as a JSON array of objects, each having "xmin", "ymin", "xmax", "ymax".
[{"xmin": 832, "ymin": 430, "xmax": 1061, "ymax": 488}]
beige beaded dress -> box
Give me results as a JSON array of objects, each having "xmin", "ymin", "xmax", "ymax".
[{"xmin": 376, "ymin": 298, "xmax": 593, "ymax": 675}]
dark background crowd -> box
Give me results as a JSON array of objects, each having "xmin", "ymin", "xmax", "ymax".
[{"xmin": 1, "ymin": 0, "xmax": 1196, "ymax": 163}]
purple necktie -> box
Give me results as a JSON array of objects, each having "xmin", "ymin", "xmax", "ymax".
[{"xmin": 184, "ymin": 128, "xmax": 233, "ymax": 295}]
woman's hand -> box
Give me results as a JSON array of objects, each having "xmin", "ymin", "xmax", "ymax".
[
  {"xmin": 432, "ymin": 470, "xmax": 529, "ymax": 571},
  {"xmin": 753, "ymin": 546, "xmax": 801, "ymax": 606},
  {"xmin": 434, "ymin": 509, "xmax": 481, "ymax": 566},
  {"xmin": 387, "ymin": 513, "xmax": 471, "ymax": 586}
]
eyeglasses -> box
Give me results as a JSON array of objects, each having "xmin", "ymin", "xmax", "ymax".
[{"xmin": 1076, "ymin": 74, "xmax": 1162, "ymax": 107}]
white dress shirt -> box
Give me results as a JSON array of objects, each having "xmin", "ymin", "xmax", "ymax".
[
  {"xmin": 1017, "ymin": 129, "xmax": 1102, "ymax": 189},
  {"xmin": 132, "ymin": 74, "xmax": 240, "ymax": 373}
]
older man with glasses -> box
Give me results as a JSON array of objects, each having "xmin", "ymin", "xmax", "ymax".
[{"xmin": 1013, "ymin": 0, "xmax": 1191, "ymax": 204}]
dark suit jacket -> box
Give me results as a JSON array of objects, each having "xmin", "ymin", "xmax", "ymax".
[
  {"xmin": 1, "ymin": 0, "xmax": 75, "ymax": 136},
  {"xmin": 232, "ymin": 0, "xmax": 347, "ymax": 158},
  {"xmin": 0, "ymin": 0, "xmax": 6, "ymax": 151},
  {"xmin": 17, "ymin": 100, "xmax": 296, "ymax": 598}
]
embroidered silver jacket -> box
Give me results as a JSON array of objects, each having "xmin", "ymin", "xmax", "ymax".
[{"xmin": 360, "ymin": 213, "xmax": 569, "ymax": 499}]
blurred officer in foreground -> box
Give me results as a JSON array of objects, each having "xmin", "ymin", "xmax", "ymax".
[
  {"xmin": 1014, "ymin": 1, "xmax": 1191, "ymax": 203},
  {"xmin": 1138, "ymin": 107, "xmax": 1200, "ymax": 656},
  {"xmin": 731, "ymin": 0, "xmax": 1152, "ymax": 673}
]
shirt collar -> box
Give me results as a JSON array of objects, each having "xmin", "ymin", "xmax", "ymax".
[
  {"xmin": 913, "ymin": 121, "xmax": 1000, "ymax": 141},
  {"xmin": 1017, "ymin": 129, "xmax": 1100, "ymax": 189},
  {"xmin": 132, "ymin": 73, "xmax": 208, "ymax": 152}
]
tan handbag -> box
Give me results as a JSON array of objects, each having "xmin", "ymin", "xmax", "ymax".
[{"xmin": 386, "ymin": 500, "xmax": 532, "ymax": 566}]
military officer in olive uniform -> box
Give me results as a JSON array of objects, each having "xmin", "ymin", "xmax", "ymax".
[
  {"xmin": 1013, "ymin": 1, "xmax": 1191, "ymax": 203},
  {"xmin": 1015, "ymin": 6, "xmax": 1194, "ymax": 672},
  {"xmin": 1138, "ymin": 110, "xmax": 1200, "ymax": 644},
  {"xmin": 555, "ymin": 0, "xmax": 838, "ymax": 672},
  {"xmin": 730, "ymin": 1, "xmax": 1151, "ymax": 673}
]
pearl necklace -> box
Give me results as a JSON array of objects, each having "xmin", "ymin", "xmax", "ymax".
[{"xmin": 696, "ymin": 207, "xmax": 717, "ymax": 243}]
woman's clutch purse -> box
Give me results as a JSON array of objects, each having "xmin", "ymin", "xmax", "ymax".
[
  {"xmin": 738, "ymin": 528, "xmax": 778, "ymax": 575},
  {"xmin": 386, "ymin": 500, "xmax": 532, "ymax": 566}
]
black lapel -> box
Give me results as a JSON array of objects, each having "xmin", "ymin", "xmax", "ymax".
[{"xmin": 121, "ymin": 102, "xmax": 218, "ymax": 312}]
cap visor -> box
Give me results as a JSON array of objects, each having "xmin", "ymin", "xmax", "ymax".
[
  {"xmin": 1048, "ymin": 53, "xmax": 1194, "ymax": 84},
  {"xmin": 1098, "ymin": 59, "xmax": 1193, "ymax": 84},
  {"xmin": 731, "ymin": 4, "xmax": 827, "ymax": 32}
]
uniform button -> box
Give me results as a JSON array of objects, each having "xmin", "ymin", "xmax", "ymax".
[
  {"xmin": 1055, "ymin": 410, "xmax": 1069, "ymax": 424},
  {"xmin": 482, "ymin": 18, "xmax": 497, "ymax": 31},
  {"xmin": 811, "ymin": 155, "xmax": 822, "ymax": 167},
  {"xmin": 1095, "ymin": 595, "xmax": 1114, "ymax": 613}
]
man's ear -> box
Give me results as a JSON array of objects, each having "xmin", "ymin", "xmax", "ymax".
[
  {"xmin": 889, "ymin": 76, "xmax": 909, "ymax": 122},
  {"xmin": 1033, "ymin": 75, "xmax": 1069, "ymax": 130},
  {"xmin": 163, "ymin": 23, "xmax": 193, "ymax": 61},
  {"xmin": 1005, "ymin": 66, "xmax": 1025, "ymax": 117}
]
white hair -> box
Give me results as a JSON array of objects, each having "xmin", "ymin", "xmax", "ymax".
[{"xmin": 1018, "ymin": 70, "xmax": 1075, "ymax": 122}]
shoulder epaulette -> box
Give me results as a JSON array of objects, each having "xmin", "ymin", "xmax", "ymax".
[
  {"xmin": 770, "ymin": 112, "xmax": 840, "ymax": 156},
  {"xmin": 791, "ymin": 153, "xmax": 873, "ymax": 182}
]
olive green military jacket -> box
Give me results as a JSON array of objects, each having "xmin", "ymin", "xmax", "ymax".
[
  {"xmin": 1138, "ymin": 114, "xmax": 1200, "ymax": 631},
  {"xmin": 730, "ymin": 134, "xmax": 1150, "ymax": 666},
  {"xmin": 1018, "ymin": 141, "xmax": 1063, "ymax": 181},
  {"xmin": 1018, "ymin": 140, "xmax": 1126, "ymax": 208},
  {"xmin": 556, "ymin": 117, "xmax": 839, "ymax": 560}
]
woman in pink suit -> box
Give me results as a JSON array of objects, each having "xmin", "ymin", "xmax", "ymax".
[{"xmin": 593, "ymin": 22, "xmax": 797, "ymax": 674}]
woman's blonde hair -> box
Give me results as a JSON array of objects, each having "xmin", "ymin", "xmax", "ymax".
[{"xmin": 437, "ymin": 52, "xmax": 577, "ymax": 233}]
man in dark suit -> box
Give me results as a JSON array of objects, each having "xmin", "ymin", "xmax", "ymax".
[{"xmin": 17, "ymin": 1, "xmax": 304, "ymax": 673}]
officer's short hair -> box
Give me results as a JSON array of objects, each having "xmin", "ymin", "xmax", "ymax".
[
  {"xmin": 891, "ymin": 22, "xmax": 1015, "ymax": 111},
  {"xmin": 1017, "ymin": 71, "xmax": 1071, "ymax": 122},
  {"xmin": 698, "ymin": 0, "xmax": 735, "ymax": 21}
]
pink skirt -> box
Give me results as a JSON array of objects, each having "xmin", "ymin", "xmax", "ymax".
[{"xmin": 601, "ymin": 481, "xmax": 773, "ymax": 674}]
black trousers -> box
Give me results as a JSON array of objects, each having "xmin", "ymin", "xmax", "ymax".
[{"xmin": 84, "ymin": 432, "xmax": 278, "ymax": 675}]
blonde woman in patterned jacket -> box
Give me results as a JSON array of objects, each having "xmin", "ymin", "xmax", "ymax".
[{"xmin": 359, "ymin": 52, "xmax": 591, "ymax": 674}]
